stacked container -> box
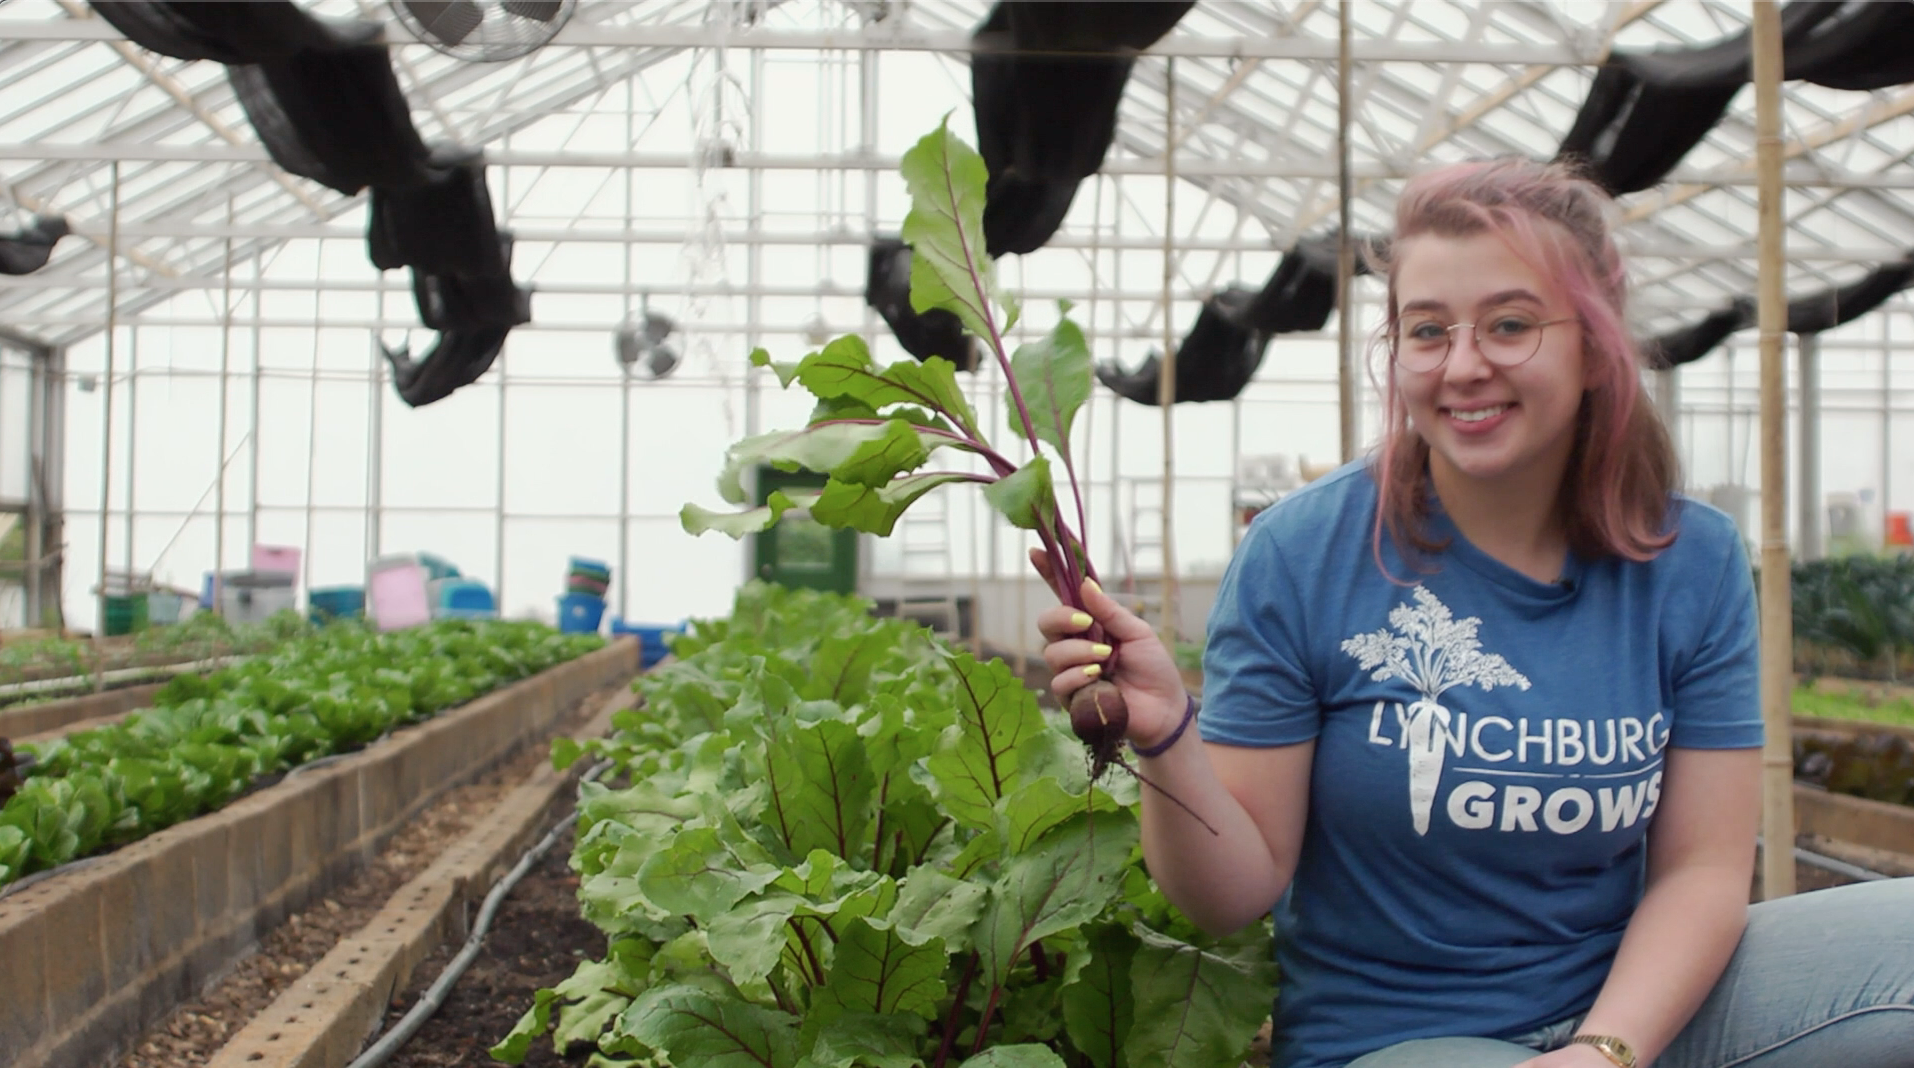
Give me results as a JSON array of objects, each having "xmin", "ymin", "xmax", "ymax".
[{"xmin": 556, "ymin": 557, "xmax": 610, "ymax": 633}]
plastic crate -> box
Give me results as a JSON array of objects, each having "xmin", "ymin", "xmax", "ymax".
[
  {"xmin": 308, "ymin": 586, "xmax": 366, "ymax": 624},
  {"xmin": 103, "ymin": 593, "xmax": 149, "ymax": 636},
  {"xmin": 250, "ymin": 544, "xmax": 301, "ymax": 578},
  {"xmin": 221, "ymin": 581, "xmax": 296, "ymax": 625},
  {"xmin": 146, "ymin": 591, "xmax": 185, "ymax": 625},
  {"xmin": 366, "ymin": 562, "xmax": 432, "ymax": 631},
  {"xmin": 610, "ymin": 619, "xmax": 687, "ymax": 669},
  {"xmin": 565, "ymin": 575, "xmax": 610, "ymax": 596},
  {"xmin": 431, "ymin": 578, "xmax": 497, "ymax": 620},
  {"xmin": 557, "ymin": 593, "xmax": 606, "ymax": 634}
]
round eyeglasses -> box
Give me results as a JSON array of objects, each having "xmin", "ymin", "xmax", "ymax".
[{"xmin": 1390, "ymin": 312, "xmax": 1578, "ymax": 373}]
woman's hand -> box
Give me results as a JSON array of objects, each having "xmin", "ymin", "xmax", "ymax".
[{"xmin": 1030, "ymin": 548, "xmax": 1189, "ymax": 751}]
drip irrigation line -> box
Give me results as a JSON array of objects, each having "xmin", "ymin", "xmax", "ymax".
[
  {"xmin": 346, "ymin": 758, "xmax": 614, "ymax": 1068},
  {"xmin": 0, "ymin": 654, "xmax": 246, "ymax": 701}
]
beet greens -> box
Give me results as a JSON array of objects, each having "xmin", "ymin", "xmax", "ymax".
[{"xmin": 685, "ymin": 120, "xmax": 1151, "ymax": 775}]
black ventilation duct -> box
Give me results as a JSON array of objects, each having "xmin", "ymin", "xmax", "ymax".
[
  {"xmin": 1557, "ymin": 1, "xmax": 1914, "ymax": 196},
  {"xmin": 1096, "ymin": 287, "xmax": 1273, "ymax": 406},
  {"xmin": 383, "ymin": 326, "xmax": 511, "ymax": 408},
  {"xmin": 229, "ymin": 43, "xmax": 440, "ymax": 195},
  {"xmin": 367, "ymin": 152, "xmax": 503, "ymax": 275},
  {"xmin": 86, "ymin": 1, "xmax": 378, "ymax": 64},
  {"xmin": 1240, "ymin": 233, "xmax": 1379, "ymax": 335},
  {"xmin": 1643, "ymin": 298, "xmax": 1753, "ymax": 370},
  {"xmin": 1097, "ymin": 234, "xmax": 1382, "ymax": 406},
  {"xmin": 0, "ymin": 215, "xmax": 70, "ymax": 276},
  {"xmin": 865, "ymin": 239, "xmax": 979, "ymax": 371},
  {"xmin": 1785, "ymin": 256, "xmax": 1914, "ymax": 335},
  {"xmin": 412, "ymin": 234, "xmax": 532, "ymax": 332},
  {"xmin": 972, "ymin": 1, "xmax": 1193, "ymax": 257},
  {"xmin": 1644, "ymin": 255, "xmax": 1914, "ymax": 368}
]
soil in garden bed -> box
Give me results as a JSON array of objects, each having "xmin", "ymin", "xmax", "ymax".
[
  {"xmin": 109, "ymin": 681, "xmax": 626, "ymax": 1068},
  {"xmin": 372, "ymin": 797, "xmax": 603, "ymax": 1068}
]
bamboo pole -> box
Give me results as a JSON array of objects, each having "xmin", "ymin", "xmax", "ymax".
[
  {"xmin": 1336, "ymin": 0, "xmax": 1358, "ymax": 464},
  {"xmin": 1795, "ymin": 333, "xmax": 1821, "ymax": 561},
  {"xmin": 1157, "ymin": 56, "xmax": 1180, "ymax": 647},
  {"xmin": 213, "ymin": 195, "xmax": 233, "ymax": 616},
  {"xmin": 123, "ymin": 323, "xmax": 137, "ymax": 584},
  {"xmin": 97, "ymin": 161, "xmax": 118, "ymax": 646},
  {"xmin": 1751, "ymin": 0, "xmax": 1796, "ymax": 901}
]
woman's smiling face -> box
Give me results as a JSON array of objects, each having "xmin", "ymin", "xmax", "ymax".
[{"xmin": 1391, "ymin": 229, "xmax": 1590, "ymax": 497}]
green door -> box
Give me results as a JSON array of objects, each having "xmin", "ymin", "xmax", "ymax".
[{"xmin": 753, "ymin": 467, "xmax": 858, "ymax": 594}]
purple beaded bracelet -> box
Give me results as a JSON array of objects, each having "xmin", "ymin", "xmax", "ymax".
[{"xmin": 1130, "ymin": 694, "xmax": 1198, "ymax": 758}]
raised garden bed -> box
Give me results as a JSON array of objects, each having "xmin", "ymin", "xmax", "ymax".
[
  {"xmin": 0, "ymin": 632, "xmax": 638, "ymax": 1068},
  {"xmin": 490, "ymin": 582, "xmax": 1278, "ymax": 1068},
  {"xmin": 0, "ymin": 681, "xmax": 168, "ymax": 747},
  {"xmin": 1792, "ymin": 681, "xmax": 1914, "ymax": 814},
  {"xmin": 1, "ymin": 622, "xmax": 610, "ymax": 886},
  {"xmin": 0, "ymin": 614, "xmax": 303, "ymax": 696}
]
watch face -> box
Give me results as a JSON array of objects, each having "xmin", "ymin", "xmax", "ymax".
[{"xmin": 1573, "ymin": 1035, "xmax": 1635, "ymax": 1068}]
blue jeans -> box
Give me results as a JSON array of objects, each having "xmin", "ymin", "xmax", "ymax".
[{"xmin": 1345, "ymin": 879, "xmax": 1914, "ymax": 1068}]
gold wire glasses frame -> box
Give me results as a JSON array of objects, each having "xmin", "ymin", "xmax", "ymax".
[{"xmin": 1389, "ymin": 314, "xmax": 1578, "ymax": 373}]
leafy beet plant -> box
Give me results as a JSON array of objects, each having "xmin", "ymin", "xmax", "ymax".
[
  {"xmin": 685, "ymin": 120, "xmax": 1161, "ymax": 784},
  {"xmin": 495, "ymin": 583, "xmax": 1274, "ymax": 1068}
]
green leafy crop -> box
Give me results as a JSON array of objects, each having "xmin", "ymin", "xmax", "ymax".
[
  {"xmin": 493, "ymin": 583, "xmax": 1275, "ymax": 1068},
  {"xmin": 681, "ymin": 119, "xmax": 1101, "ymax": 625},
  {"xmin": 0, "ymin": 620, "xmax": 603, "ymax": 887}
]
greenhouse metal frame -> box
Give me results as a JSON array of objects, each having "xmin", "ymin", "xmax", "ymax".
[{"xmin": 0, "ymin": 0, "xmax": 1909, "ymax": 635}]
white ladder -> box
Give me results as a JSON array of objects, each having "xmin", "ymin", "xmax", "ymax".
[
  {"xmin": 894, "ymin": 489, "xmax": 966, "ymax": 642},
  {"xmin": 1122, "ymin": 479, "xmax": 1167, "ymax": 626}
]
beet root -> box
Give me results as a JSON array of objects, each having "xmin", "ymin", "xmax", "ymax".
[
  {"xmin": 1069, "ymin": 680, "xmax": 1128, "ymax": 778},
  {"xmin": 1069, "ymin": 680, "xmax": 1219, "ymax": 836}
]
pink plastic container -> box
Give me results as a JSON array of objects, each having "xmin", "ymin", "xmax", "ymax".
[
  {"xmin": 251, "ymin": 544, "xmax": 302, "ymax": 580},
  {"xmin": 366, "ymin": 562, "xmax": 432, "ymax": 631}
]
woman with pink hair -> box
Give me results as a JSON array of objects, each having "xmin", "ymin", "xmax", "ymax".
[{"xmin": 1034, "ymin": 158, "xmax": 1914, "ymax": 1068}]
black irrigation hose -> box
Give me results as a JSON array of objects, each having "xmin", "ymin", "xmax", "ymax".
[{"xmin": 345, "ymin": 759, "xmax": 613, "ymax": 1068}]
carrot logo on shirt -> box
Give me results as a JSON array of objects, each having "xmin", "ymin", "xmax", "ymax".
[{"xmin": 1341, "ymin": 586, "xmax": 1532, "ymax": 835}]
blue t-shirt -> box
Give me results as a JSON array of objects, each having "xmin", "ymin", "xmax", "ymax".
[{"xmin": 1198, "ymin": 461, "xmax": 1762, "ymax": 1068}]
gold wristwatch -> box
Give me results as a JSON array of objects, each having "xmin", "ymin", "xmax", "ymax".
[{"xmin": 1569, "ymin": 1034, "xmax": 1637, "ymax": 1068}]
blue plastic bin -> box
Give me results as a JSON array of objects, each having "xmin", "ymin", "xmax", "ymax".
[
  {"xmin": 611, "ymin": 619, "xmax": 688, "ymax": 669},
  {"xmin": 432, "ymin": 579, "xmax": 497, "ymax": 620},
  {"xmin": 309, "ymin": 586, "xmax": 366, "ymax": 624},
  {"xmin": 557, "ymin": 593, "xmax": 606, "ymax": 634}
]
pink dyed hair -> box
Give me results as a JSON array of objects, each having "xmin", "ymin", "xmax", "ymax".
[{"xmin": 1367, "ymin": 157, "xmax": 1679, "ymax": 574}]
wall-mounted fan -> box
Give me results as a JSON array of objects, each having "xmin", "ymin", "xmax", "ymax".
[
  {"xmin": 615, "ymin": 311, "xmax": 679, "ymax": 380},
  {"xmin": 389, "ymin": 0, "xmax": 576, "ymax": 62}
]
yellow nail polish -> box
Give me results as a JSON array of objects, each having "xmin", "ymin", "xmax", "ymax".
[
  {"xmin": 1069, "ymin": 612, "xmax": 1093, "ymax": 630},
  {"xmin": 1083, "ymin": 578, "xmax": 1103, "ymax": 596},
  {"xmin": 1083, "ymin": 663, "xmax": 1102, "ymax": 678},
  {"xmin": 1090, "ymin": 643, "xmax": 1112, "ymax": 658}
]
